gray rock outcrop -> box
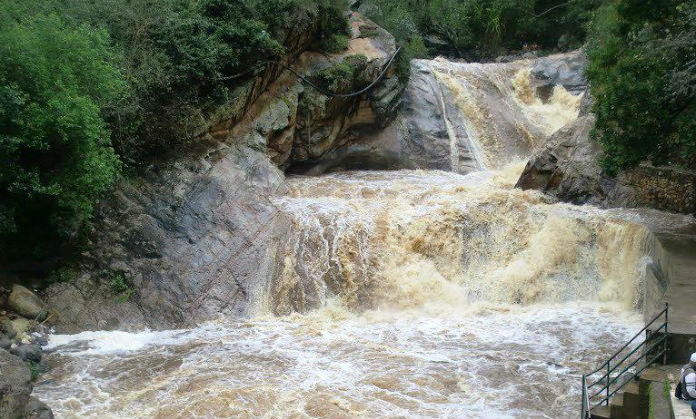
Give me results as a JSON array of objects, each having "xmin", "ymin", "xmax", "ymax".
[
  {"xmin": 45, "ymin": 145, "xmax": 291, "ymax": 332},
  {"xmin": 516, "ymin": 114, "xmax": 696, "ymax": 214},
  {"xmin": 23, "ymin": 397, "xmax": 54, "ymax": 419},
  {"xmin": 515, "ymin": 115, "xmax": 613, "ymax": 205},
  {"xmin": 530, "ymin": 50, "xmax": 588, "ymax": 96}
]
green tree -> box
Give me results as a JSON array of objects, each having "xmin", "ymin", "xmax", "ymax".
[
  {"xmin": 0, "ymin": 14, "xmax": 126, "ymax": 259},
  {"xmin": 587, "ymin": 0, "xmax": 696, "ymax": 172}
]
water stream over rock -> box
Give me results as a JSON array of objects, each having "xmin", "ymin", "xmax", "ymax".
[{"xmin": 34, "ymin": 54, "xmax": 686, "ymax": 419}]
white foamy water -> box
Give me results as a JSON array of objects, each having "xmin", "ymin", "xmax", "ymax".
[{"xmin": 37, "ymin": 302, "xmax": 640, "ymax": 419}]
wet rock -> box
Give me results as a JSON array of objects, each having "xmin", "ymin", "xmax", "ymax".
[
  {"xmin": 0, "ymin": 349, "xmax": 32, "ymax": 419},
  {"xmin": 8, "ymin": 285, "xmax": 46, "ymax": 320},
  {"xmin": 530, "ymin": 49, "xmax": 588, "ymax": 95},
  {"xmin": 9, "ymin": 317, "xmax": 33, "ymax": 337},
  {"xmin": 44, "ymin": 145, "xmax": 292, "ymax": 332},
  {"xmin": 10, "ymin": 344, "xmax": 42, "ymax": 363},
  {"xmin": 0, "ymin": 334, "xmax": 11, "ymax": 349},
  {"xmin": 24, "ymin": 397, "xmax": 54, "ymax": 419},
  {"xmin": 516, "ymin": 113, "xmax": 696, "ymax": 214},
  {"xmin": 577, "ymin": 90, "xmax": 594, "ymax": 117},
  {"xmin": 515, "ymin": 115, "xmax": 625, "ymax": 205},
  {"xmin": 0, "ymin": 316, "xmax": 17, "ymax": 339}
]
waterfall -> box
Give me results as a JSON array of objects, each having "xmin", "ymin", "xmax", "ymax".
[
  {"xmin": 35, "ymin": 54, "xmax": 674, "ymax": 419},
  {"xmin": 268, "ymin": 166, "xmax": 651, "ymax": 317}
]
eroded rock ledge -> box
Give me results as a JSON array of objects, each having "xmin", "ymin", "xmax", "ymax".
[{"xmin": 516, "ymin": 114, "xmax": 696, "ymax": 215}]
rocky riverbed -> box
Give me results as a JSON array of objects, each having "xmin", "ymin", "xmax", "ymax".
[{"xmin": 1, "ymin": 285, "xmax": 54, "ymax": 419}]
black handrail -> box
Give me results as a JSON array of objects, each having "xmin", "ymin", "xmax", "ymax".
[
  {"xmin": 580, "ymin": 302, "xmax": 669, "ymax": 418},
  {"xmin": 592, "ymin": 346, "xmax": 668, "ymax": 407},
  {"xmin": 590, "ymin": 334, "xmax": 668, "ymax": 404},
  {"xmin": 586, "ymin": 321, "xmax": 668, "ymax": 388},
  {"xmin": 586, "ymin": 304, "xmax": 669, "ymax": 376}
]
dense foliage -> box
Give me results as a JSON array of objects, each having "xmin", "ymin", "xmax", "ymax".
[
  {"xmin": 0, "ymin": 12, "xmax": 125, "ymax": 261},
  {"xmin": 587, "ymin": 0, "xmax": 696, "ymax": 172},
  {"xmin": 0, "ymin": 0, "xmax": 349, "ymax": 263},
  {"xmin": 359, "ymin": 0, "xmax": 603, "ymax": 64}
]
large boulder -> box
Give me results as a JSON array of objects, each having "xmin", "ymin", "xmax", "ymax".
[
  {"xmin": 516, "ymin": 114, "xmax": 696, "ymax": 215},
  {"xmin": 7, "ymin": 285, "xmax": 46, "ymax": 320},
  {"xmin": 515, "ymin": 115, "xmax": 637, "ymax": 206},
  {"xmin": 530, "ymin": 50, "xmax": 588, "ymax": 96},
  {"xmin": 0, "ymin": 349, "xmax": 32, "ymax": 419},
  {"xmin": 24, "ymin": 397, "xmax": 54, "ymax": 419},
  {"xmin": 10, "ymin": 344, "xmax": 42, "ymax": 363}
]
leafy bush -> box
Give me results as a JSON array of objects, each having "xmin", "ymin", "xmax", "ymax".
[
  {"xmin": 311, "ymin": 55, "xmax": 369, "ymax": 92},
  {"xmin": 0, "ymin": 13, "xmax": 125, "ymax": 260},
  {"xmin": 587, "ymin": 0, "xmax": 696, "ymax": 173},
  {"xmin": 102, "ymin": 269, "xmax": 136, "ymax": 303}
]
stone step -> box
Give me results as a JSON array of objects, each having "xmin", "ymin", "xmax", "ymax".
[{"xmin": 591, "ymin": 405, "xmax": 612, "ymax": 419}]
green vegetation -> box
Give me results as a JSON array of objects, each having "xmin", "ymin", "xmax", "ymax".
[
  {"xmin": 102, "ymin": 269, "xmax": 136, "ymax": 303},
  {"xmin": 0, "ymin": 0, "xmax": 349, "ymax": 264},
  {"xmin": 359, "ymin": 0, "xmax": 602, "ymax": 64},
  {"xmin": 0, "ymin": 11, "xmax": 124, "ymax": 261},
  {"xmin": 311, "ymin": 55, "xmax": 369, "ymax": 92},
  {"xmin": 27, "ymin": 360, "xmax": 40, "ymax": 381},
  {"xmin": 587, "ymin": 0, "xmax": 696, "ymax": 173}
]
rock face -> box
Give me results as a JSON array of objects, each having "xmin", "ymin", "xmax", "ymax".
[
  {"xmin": 0, "ymin": 349, "xmax": 32, "ymax": 419},
  {"xmin": 7, "ymin": 286, "xmax": 46, "ymax": 320},
  {"xmin": 530, "ymin": 51, "xmax": 588, "ymax": 96},
  {"xmin": 242, "ymin": 12, "xmax": 404, "ymax": 171},
  {"xmin": 516, "ymin": 114, "xmax": 696, "ymax": 214},
  {"xmin": 23, "ymin": 397, "xmax": 54, "ymax": 419},
  {"xmin": 514, "ymin": 114, "xmax": 622, "ymax": 205},
  {"xmin": 45, "ymin": 145, "xmax": 291, "ymax": 332}
]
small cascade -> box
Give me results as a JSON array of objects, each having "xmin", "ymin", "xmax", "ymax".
[{"xmin": 425, "ymin": 57, "xmax": 583, "ymax": 169}]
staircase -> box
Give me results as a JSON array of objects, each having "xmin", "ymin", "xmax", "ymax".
[
  {"xmin": 581, "ymin": 304, "xmax": 669, "ymax": 419},
  {"xmin": 591, "ymin": 379, "xmax": 647, "ymax": 419}
]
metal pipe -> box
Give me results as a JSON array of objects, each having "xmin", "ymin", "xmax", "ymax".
[
  {"xmin": 606, "ymin": 361, "xmax": 610, "ymax": 405},
  {"xmin": 664, "ymin": 302, "xmax": 669, "ymax": 365}
]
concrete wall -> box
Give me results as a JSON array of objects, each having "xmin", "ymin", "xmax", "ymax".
[{"xmin": 642, "ymin": 231, "xmax": 696, "ymax": 363}]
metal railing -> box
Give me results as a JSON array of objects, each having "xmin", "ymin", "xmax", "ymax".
[{"xmin": 581, "ymin": 303, "xmax": 669, "ymax": 419}]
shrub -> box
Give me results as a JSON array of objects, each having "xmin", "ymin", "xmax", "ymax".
[
  {"xmin": 0, "ymin": 13, "xmax": 125, "ymax": 260},
  {"xmin": 311, "ymin": 55, "xmax": 369, "ymax": 92}
]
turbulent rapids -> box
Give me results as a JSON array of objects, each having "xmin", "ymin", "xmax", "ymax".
[{"xmin": 34, "ymin": 55, "xmax": 665, "ymax": 419}]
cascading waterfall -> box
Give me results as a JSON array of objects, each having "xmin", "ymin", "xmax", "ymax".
[
  {"xmin": 269, "ymin": 166, "xmax": 650, "ymax": 317},
  {"xmin": 34, "ymin": 56, "xmax": 665, "ymax": 419}
]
